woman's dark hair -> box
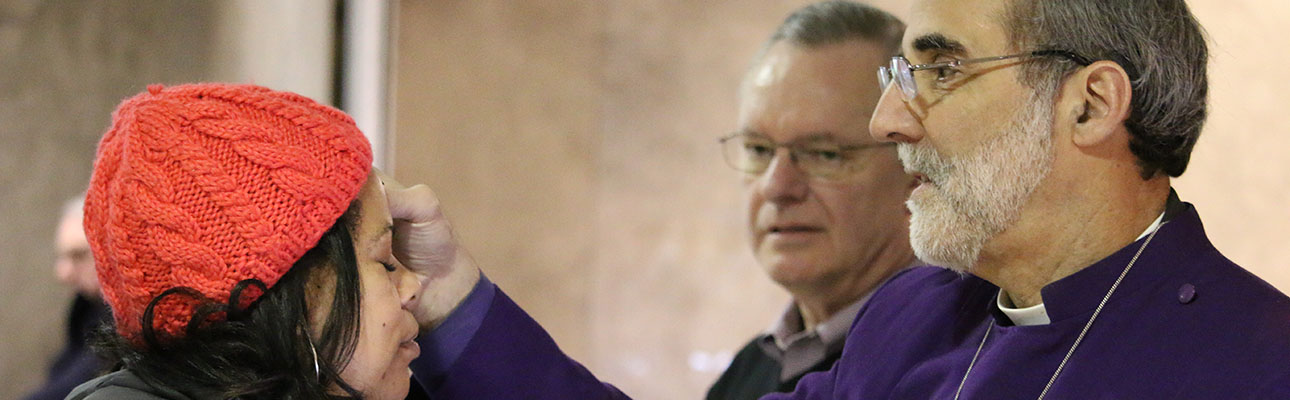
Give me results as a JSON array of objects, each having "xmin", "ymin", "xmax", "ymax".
[{"xmin": 94, "ymin": 202, "xmax": 366, "ymax": 399}]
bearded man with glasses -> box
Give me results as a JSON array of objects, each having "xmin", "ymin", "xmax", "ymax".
[
  {"xmin": 793, "ymin": 0, "xmax": 1290, "ymax": 398},
  {"xmin": 392, "ymin": 0, "xmax": 1290, "ymax": 398}
]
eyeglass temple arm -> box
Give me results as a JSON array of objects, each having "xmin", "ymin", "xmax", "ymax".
[
  {"xmin": 1030, "ymin": 49, "xmax": 1094, "ymax": 66},
  {"xmin": 909, "ymin": 49, "xmax": 1093, "ymax": 71}
]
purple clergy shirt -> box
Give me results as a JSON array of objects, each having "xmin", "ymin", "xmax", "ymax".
[
  {"xmin": 765, "ymin": 202, "xmax": 1290, "ymax": 399},
  {"xmin": 411, "ymin": 202, "xmax": 1290, "ymax": 399}
]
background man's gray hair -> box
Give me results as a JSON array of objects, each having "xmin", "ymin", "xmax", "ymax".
[
  {"xmin": 1006, "ymin": 0, "xmax": 1208, "ymax": 179},
  {"xmin": 765, "ymin": 0, "xmax": 905, "ymax": 54}
]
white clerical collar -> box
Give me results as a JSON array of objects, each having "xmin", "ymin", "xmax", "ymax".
[{"xmin": 997, "ymin": 211, "xmax": 1166, "ymax": 326}]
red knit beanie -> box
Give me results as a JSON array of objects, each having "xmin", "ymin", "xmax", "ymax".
[{"xmin": 84, "ymin": 83, "xmax": 372, "ymax": 344}]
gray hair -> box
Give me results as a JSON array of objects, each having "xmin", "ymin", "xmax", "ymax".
[
  {"xmin": 1005, "ymin": 0, "xmax": 1208, "ymax": 179},
  {"xmin": 765, "ymin": 1, "xmax": 905, "ymax": 54}
]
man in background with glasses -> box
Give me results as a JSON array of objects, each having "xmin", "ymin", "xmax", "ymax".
[
  {"xmin": 707, "ymin": 2, "xmax": 914, "ymax": 399},
  {"xmin": 395, "ymin": 0, "xmax": 1290, "ymax": 398}
]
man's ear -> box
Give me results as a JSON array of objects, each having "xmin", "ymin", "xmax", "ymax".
[{"xmin": 1055, "ymin": 61, "xmax": 1133, "ymax": 148}]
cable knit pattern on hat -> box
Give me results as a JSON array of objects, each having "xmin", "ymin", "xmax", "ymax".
[{"xmin": 84, "ymin": 83, "xmax": 372, "ymax": 343}]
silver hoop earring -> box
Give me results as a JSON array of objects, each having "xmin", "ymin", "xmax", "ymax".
[{"xmin": 304, "ymin": 331, "xmax": 321, "ymax": 380}]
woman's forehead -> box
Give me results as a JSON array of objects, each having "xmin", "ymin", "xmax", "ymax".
[{"xmin": 354, "ymin": 171, "xmax": 393, "ymax": 245}]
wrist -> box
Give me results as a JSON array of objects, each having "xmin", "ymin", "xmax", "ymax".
[{"xmin": 415, "ymin": 251, "xmax": 482, "ymax": 329}]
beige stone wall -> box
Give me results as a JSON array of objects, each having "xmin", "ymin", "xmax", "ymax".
[
  {"xmin": 393, "ymin": 1, "xmax": 1290, "ymax": 398},
  {"xmin": 1174, "ymin": 1, "xmax": 1290, "ymax": 290},
  {"xmin": 392, "ymin": 0, "xmax": 607, "ymax": 364}
]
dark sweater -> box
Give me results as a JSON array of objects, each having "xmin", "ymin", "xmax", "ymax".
[
  {"xmin": 66, "ymin": 370, "xmax": 433, "ymax": 399},
  {"xmin": 706, "ymin": 337, "xmax": 842, "ymax": 400},
  {"xmin": 24, "ymin": 295, "xmax": 109, "ymax": 400}
]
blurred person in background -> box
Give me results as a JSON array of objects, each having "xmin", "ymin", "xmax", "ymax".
[
  {"xmin": 707, "ymin": 2, "xmax": 914, "ymax": 399},
  {"xmin": 23, "ymin": 196, "xmax": 111, "ymax": 400}
]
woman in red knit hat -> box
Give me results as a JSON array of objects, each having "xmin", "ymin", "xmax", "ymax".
[{"xmin": 65, "ymin": 83, "xmax": 477, "ymax": 399}]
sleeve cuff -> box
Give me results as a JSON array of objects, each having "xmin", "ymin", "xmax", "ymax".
[{"xmin": 411, "ymin": 271, "xmax": 495, "ymax": 377}]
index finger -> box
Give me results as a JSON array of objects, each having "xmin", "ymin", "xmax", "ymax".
[
  {"xmin": 374, "ymin": 169, "xmax": 405, "ymax": 192},
  {"xmin": 378, "ymin": 174, "xmax": 441, "ymax": 224}
]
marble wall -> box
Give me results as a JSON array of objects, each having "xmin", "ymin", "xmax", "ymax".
[{"xmin": 392, "ymin": 0, "xmax": 1290, "ymax": 398}]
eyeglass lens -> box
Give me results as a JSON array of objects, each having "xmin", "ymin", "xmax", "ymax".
[
  {"xmin": 891, "ymin": 57, "xmax": 917, "ymax": 100},
  {"xmin": 722, "ymin": 136, "xmax": 865, "ymax": 180}
]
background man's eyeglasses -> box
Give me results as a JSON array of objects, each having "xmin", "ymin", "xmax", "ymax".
[{"xmin": 719, "ymin": 134, "xmax": 895, "ymax": 180}]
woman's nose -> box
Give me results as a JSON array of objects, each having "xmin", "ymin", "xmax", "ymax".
[{"xmin": 397, "ymin": 268, "xmax": 423, "ymax": 309}]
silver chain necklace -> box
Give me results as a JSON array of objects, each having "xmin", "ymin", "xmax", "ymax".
[{"xmin": 952, "ymin": 227, "xmax": 1161, "ymax": 400}]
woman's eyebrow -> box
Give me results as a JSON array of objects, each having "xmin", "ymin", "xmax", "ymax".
[{"xmin": 372, "ymin": 224, "xmax": 393, "ymax": 247}]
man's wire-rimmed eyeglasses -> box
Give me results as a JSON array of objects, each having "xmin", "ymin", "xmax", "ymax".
[
  {"xmin": 719, "ymin": 134, "xmax": 895, "ymax": 181},
  {"xmin": 878, "ymin": 49, "xmax": 1093, "ymax": 101}
]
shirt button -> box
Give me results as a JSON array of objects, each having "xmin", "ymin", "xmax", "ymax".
[{"xmin": 1178, "ymin": 284, "xmax": 1197, "ymax": 304}]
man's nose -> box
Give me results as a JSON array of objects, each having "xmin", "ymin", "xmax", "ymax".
[
  {"xmin": 869, "ymin": 85, "xmax": 925, "ymax": 144},
  {"xmin": 759, "ymin": 149, "xmax": 809, "ymax": 204},
  {"xmin": 55, "ymin": 259, "xmax": 74, "ymax": 284}
]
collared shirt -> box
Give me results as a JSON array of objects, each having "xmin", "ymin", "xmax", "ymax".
[
  {"xmin": 756, "ymin": 295, "xmax": 870, "ymax": 382},
  {"xmin": 998, "ymin": 210, "xmax": 1166, "ymax": 326},
  {"xmin": 764, "ymin": 200, "xmax": 1290, "ymax": 399}
]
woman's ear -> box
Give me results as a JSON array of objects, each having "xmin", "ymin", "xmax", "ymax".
[{"xmin": 1055, "ymin": 61, "xmax": 1133, "ymax": 148}]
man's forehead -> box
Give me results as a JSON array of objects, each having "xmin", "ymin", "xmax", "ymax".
[
  {"xmin": 905, "ymin": 0, "xmax": 1013, "ymax": 57},
  {"xmin": 742, "ymin": 130, "xmax": 852, "ymax": 143},
  {"xmin": 738, "ymin": 41, "xmax": 884, "ymax": 123}
]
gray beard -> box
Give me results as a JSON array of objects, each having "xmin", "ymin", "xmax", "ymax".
[{"xmin": 899, "ymin": 97, "xmax": 1055, "ymax": 272}]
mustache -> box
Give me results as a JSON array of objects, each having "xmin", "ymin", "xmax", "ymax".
[{"xmin": 898, "ymin": 143, "xmax": 954, "ymax": 184}]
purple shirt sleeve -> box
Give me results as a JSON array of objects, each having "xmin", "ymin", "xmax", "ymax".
[
  {"xmin": 411, "ymin": 272, "xmax": 496, "ymax": 380},
  {"xmin": 760, "ymin": 368, "xmax": 836, "ymax": 399},
  {"xmin": 410, "ymin": 274, "xmax": 629, "ymax": 398}
]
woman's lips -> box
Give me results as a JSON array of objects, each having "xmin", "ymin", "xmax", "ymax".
[{"xmin": 399, "ymin": 338, "xmax": 421, "ymax": 360}]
